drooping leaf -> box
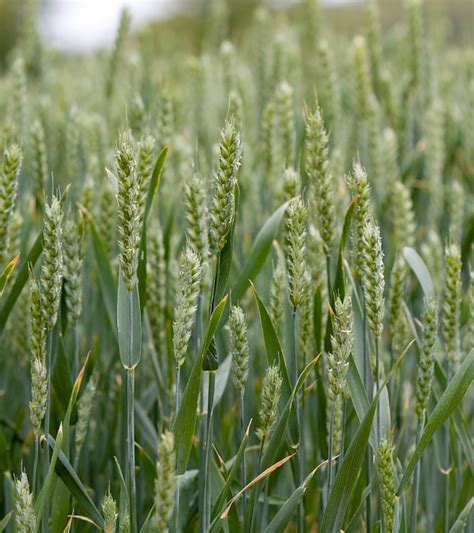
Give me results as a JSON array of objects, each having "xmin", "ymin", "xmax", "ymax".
[
  {"xmin": 403, "ymin": 247, "xmax": 434, "ymax": 300},
  {"xmin": 202, "ymin": 354, "xmax": 232, "ymax": 411}
]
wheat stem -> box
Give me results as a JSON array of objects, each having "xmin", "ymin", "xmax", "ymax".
[
  {"xmin": 411, "ymin": 414, "xmax": 424, "ymax": 532},
  {"xmin": 203, "ymin": 371, "xmax": 216, "ymax": 529},
  {"xmin": 240, "ymin": 391, "xmax": 246, "ymax": 518},
  {"xmin": 126, "ymin": 367, "xmax": 136, "ymax": 533},
  {"xmin": 327, "ymin": 399, "xmax": 336, "ymax": 501}
]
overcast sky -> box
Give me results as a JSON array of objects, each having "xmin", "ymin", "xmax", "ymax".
[{"xmin": 39, "ymin": 0, "xmax": 359, "ymax": 51}]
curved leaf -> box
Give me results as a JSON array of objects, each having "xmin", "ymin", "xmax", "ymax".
[
  {"xmin": 0, "ymin": 231, "xmax": 42, "ymax": 334},
  {"xmin": 397, "ymin": 349, "xmax": 474, "ymax": 495},
  {"xmin": 90, "ymin": 220, "xmax": 117, "ymax": 339},
  {"xmin": 232, "ymin": 201, "xmax": 290, "ymax": 302},
  {"xmin": 264, "ymin": 462, "xmax": 323, "ymax": 533},
  {"xmin": 35, "ymin": 425, "xmax": 64, "ymax": 527},
  {"xmin": 46, "ymin": 434, "xmax": 105, "ymax": 530},
  {"xmin": 0, "ymin": 256, "xmax": 18, "ymax": 297},
  {"xmin": 320, "ymin": 393, "xmax": 377, "ymax": 532},
  {"xmin": 252, "ymin": 284, "xmax": 292, "ymax": 418},
  {"xmin": 138, "ymin": 146, "xmax": 168, "ymax": 309},
  {"xmin": 403, "ymin": 247, "xmax": 434, "ymax": 300},
  {"xmin": 173, "ymin": 296, "xmax": 228, "ymax": 474},
  {"xmin": 211, "ymin": 421, "xmax": 252, "ymax": 524}
]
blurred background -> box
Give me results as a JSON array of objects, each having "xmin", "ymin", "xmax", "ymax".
[{"xmin": 0, "ymin": 0, "xmax": 472, "ymax": 67}]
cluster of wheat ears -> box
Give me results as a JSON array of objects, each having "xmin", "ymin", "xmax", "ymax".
[{"xmin": 0, "ymin": 0, "xmax": 472, "ymax": 531}]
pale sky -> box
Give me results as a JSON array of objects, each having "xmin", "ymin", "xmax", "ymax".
[
  {"xmin": 39, "ymin": 0, "xmax": 183, "ymax": 51},
  {"xmin": 39, "ymin": 0, "xmax": 358, "ymax": 51}
]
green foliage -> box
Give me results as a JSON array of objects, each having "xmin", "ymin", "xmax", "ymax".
[{"xmin": 0, "ymin": 2, "xmax": 472, "ymax": 531}]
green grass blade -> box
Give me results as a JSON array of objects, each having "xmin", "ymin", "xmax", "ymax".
[
  {"xmin": 403, "ymin": 247, "xmax": 434, "ymax": 300},
  {"xmin": 232, "ymin": 201, "xmax": 290, "ymax": 302},
  {"xmin": 138, "ymin": 145, "xmax": 168, "ymax": 309},
  {"xmin": 211, "ymin": 421, "xmax": 252, "ymax": 523},
  {"xmin": 90, "ymin": 220, "xmax": 118, "ymax": 339},
  {"xmin": 0, "ymin": 231, "xmax": 42, "ymax": 334},
  {"xmin": 144, "ymin": 146, "xmax": 168, "ymax": 222},
  {"xmin": 45, "ymin": 433, "xmax": 105, "ymax": 529},
  {"xmin": 263, "ymin": 463, "xmax": 322, "ymax": 533},
  {"xmin": 449, "ymin": 497, "xmax": 474, "ymax": 533},
  {"xmin": 331, "ymin": 198, "xmax": 356, "ymax": 302},
  {"xmin": 252, "ymin": 284, "xmax": 293, "ymax": 419},
  {"xmin": 397, "ymin": 349, "xmax": 474, "ymax": 495},
  {"xmin": 0, "ymin": 256, "xmax": 18, "ymax": 298},
  {"xmin": 34, "ymin": 425, "xmax": 64, "ymax": 528},
  {"xmin": 0, "ymin": 512, "xmax": 12, "ymax": 532},
  {"xmin": 320, "ymin": 395, "xmax": 378, "ymax": 532},
  {"xmin": 173, "ymin": 296, "xmax": 228, "ymax": 474}
]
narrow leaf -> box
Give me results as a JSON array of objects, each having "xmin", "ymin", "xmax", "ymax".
[
  {"xmin": 35, "ymin": 425, "xmax": 64, "ymax": 526},
  {"xmin": 173, "ymin": 296, "xmax": 228, "ymax": 474},
  {"xmin": 90, "ymin": 221, "xmax": 117, "ymax": 338},
  {"xmin": 403, "ymin": 247, "xmax": 434, "ymax": 300},
  {"xmin": 0, "ymin": 231, "xmax": 42, "ymax": 334},
  {"xmin": 211, "ymin": 421, "xmax": 252, "ymax": 523},
  {"xmin": 0, "ymin": 256, "xmax": 18, "ymax": 297},
  {"xmin": 46, "ymin": 434, "xmax": 105, "ymax": 529},
  {"xmin": 397, "ymin": 349, "xmax": 474, "ymax": 494},
  {"xmin": 232, "ymin": 201, "xmax": 290, "ymax": 302},
  {"xmin": 220, "ymin": 454, "xmax": 295, "ymax": 519},
  {"xmin": 252, "ymin": 284, "xmax": 293, "ymax": 420},
  {"xmin": 138, "ymin": 146, "xmax": 168, "ymax": 309},
  {"xmin": 263, "ymin": 462, "xmax": 325, "ymax": 533}
]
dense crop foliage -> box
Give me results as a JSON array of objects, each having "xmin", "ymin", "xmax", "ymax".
[{"xmin": 0, "ymin": 0, "xmax": 473, "ymax": 531}]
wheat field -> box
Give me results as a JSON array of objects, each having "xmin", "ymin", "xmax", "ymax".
[{"xmin": 0, "ymin": 0, "xmax": 473, "ymax": 531}]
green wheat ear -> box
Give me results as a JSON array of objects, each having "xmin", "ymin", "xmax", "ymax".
[
  {"xmin": 172, "ymin": 247, "xmax": 202, "ymax": 369},
  {"xmin": 115, "ymin": 130, "xmax": 140, "ymax": 291},
  {"xmin": 328, "ymin": 296, "xmax": 354, "ymax": 400},
  {"xmin": 153, "ymin": 431, "xmax": 176, "ymax": 531},
  {"xmin": 209, "ymin": 120, "xmax": 242, "ymax": 254},
  {"xmin": 257, "ymin": 365, "xmax": 283, "ymax": 445},
  {"xmin": 443, "ymin": 242, "xmax": 462, "ymax": 369},
  {"xmin": 375, "ymin": 437, "xmax": 398, "ymax": 533},
  {"xmin": 362, "ymin": 221, "xmax": 385, "ymax": 340},
  {"xmin": 285, "ymin": 196, "xmax": 307, "ymax": 310},
  {"xmin": 230, "ymin": 305, "xmax": 250, "ymax": 394},
  {"xmin": 40, "ymin": 195, "xmax": 64, "ymax": 331},
  {"xmin": 14, "ymin": 471, "xmax": 36, "ymax": 533},
  {"xmin": 63, "ymin": 218, "xmax": 83, "ymax": 324},
  {"xmin": 102, "ymin": 489, "xmax": 118, "ymax": 533},
  {"xmin": 415, "ymin": 298, "xmax": 438, "ymax": 417},
  {"xmin": 346, "ymin": 159, "xmax": 373, "ymax": 279},
  {"xmin": 0, "ymin": 143, "xmax": 22, "ymax": 264},
  {"xmin": 305, "ymin": 105, "xmax": 336, "ymax": 255}
]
